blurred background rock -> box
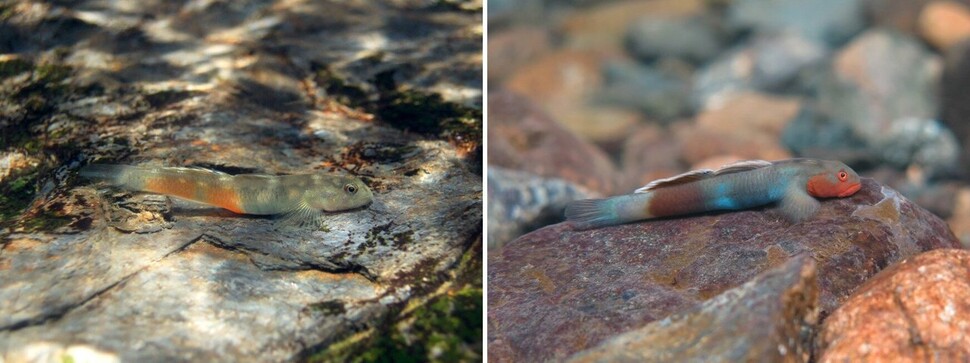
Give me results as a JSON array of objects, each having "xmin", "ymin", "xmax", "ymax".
[{"xmin": 487, "ymin": 0, "xmax": 970, "ymax": 250}]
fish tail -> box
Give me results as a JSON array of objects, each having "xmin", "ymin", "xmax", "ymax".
[
  {"xmin": 79, "ymin": 164, "xmax": 179, "ymax": 192},
  {"xmin": 565, "ymin": 198, "xmax": 620, "ymax": 229},
  {"xmin": 79, "ymin": 164, "xmax": 131, "ymax": 186},
  {"xmin": 565, "ymin": 194, "xmax": 654, "ymax": 229}
]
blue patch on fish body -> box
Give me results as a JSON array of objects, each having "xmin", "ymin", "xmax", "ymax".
[{"xmin": 712, "ymin": 195, "xmax": 738, "ymax": 210}]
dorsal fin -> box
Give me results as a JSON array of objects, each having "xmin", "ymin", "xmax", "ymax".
[
  {"xmin": 712, "ymin": 160, "xmax": 773, "ymax": 176},
  {"xmin": 634, "ymin": 160, "xmax": 774, "ymax": 193},
  {"xmin": 634, "ymin": 169, "xmax": 714, "ymax": 193},
  {"xmin": 167, "ymin": 166, "xmax": 231, "ymax": 176}
]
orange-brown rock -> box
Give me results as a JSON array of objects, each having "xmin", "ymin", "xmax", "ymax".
[
  {"xmin": 620, "ymin": 124, "xmax": 684, "ymax": 192},
  {"xmin": 818, "ymin": 249, "xmax": 970, "ymax": 362},
  {"xmin": 918, "ymin": 1, "xmax": 970, "ymax": 50},
  {"xmin": 675, "ymin": 92, "xmax": 800, "ymax": 164},
  {"xmin": 488, "ymin": 90, "xmax": 618, "ymax": 194},
  {"xmin": 487, "ymin": 26, "xmax": 551, "ymax": 84},
  {"xmin": 558, "ymin": 0, "xmax": 705, "ymax": 51}
]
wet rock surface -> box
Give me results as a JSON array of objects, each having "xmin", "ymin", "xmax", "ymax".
[
  {"xmin": 487, "ymin": 179, "xmax": 960, "ymax": 362},
  {"xmin": 818, "ymin": 249, "xmax": 970, "ymax": 361},
  {"xmin": 568, "ymin": 257, "xmax": 818, "ymax": 363},
  {"xmin": 0, "ymin": 0, "xmax": 482, "ymax": 361}
]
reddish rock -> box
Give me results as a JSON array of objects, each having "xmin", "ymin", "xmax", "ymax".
[
  {"xmin": 695, "ymin": 92, "xmax": 801, "ymax": 135},
  {"xmin": 567, "ymin": 106, "xmax": 642, "ymax": 148},
  {"xmin": 502, "ymin": 50, "xmax": 640, "ymax": 145},
  {"xmin": 488, "ymin": 90, "xmax": 618, "ymax": 194},
  {"xmin": 918, "ymin": 1, "xmax": 970, "ymax": 50},
  {"xmin": 673, "ymin": 122, "xmax": 783, "ymax": 166},
  {"xmin": 500, "ymin": 48, "xmax": 654, "ymax": 147},
  {"xmin": 568, "ymin": 257, "xmax": 818, "ymax": 363},
  {"xmin": 675, "ymin": 92, "xmax": 799, "ymax": 164},
  {"xmin": 503, "ymin": 49, "xmax": 604, "ymax": 109},
  {"xmin": 818, "ymin": 249, "xmax": 970, "ymax": 361},
  {"xmin": 487, "ymin": 26, "xmax": 551, "ymax": 84},
  {"xmin": 619, "ymin": 124, "xmax": 684, "ymax": 192},
  {"xmin": 557, "ymin": 0, "xmax": 705, "ymax": 51},
  {"xmin": 487, "ymin": 178, "xmax": 960, "ymax": 362},
  {"xmin": 866, "ymin": 0, "xmax": 933, "ymax": 35}
]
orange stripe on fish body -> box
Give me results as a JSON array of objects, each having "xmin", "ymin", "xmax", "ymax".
[
  {"xmin": 202, "ymin": 184, "xmax": 246, "ymax": 214},
  {"xmin": 144, "ymin": 176, "xmax": 245, "ymax": 214},
  {"xmin": 646, "ymin": 183, "xmax": 708, "ymax": 218}
]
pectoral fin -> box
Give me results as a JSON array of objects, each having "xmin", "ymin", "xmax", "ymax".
[
  {"xmin": 276, "ymin": 202, "xmax": 326, "ymax": 230},
  {"xmin": 778, "ymin": 187, "xmax": 820, "ymax": 223}
]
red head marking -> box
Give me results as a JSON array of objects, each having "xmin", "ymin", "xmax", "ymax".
[{"xmin": 807, "ymin": 167, "xmax": 861, "ymax": 198}]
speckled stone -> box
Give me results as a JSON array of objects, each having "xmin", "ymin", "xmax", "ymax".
[{"xmin": 818, "ymin": 249, "xmax": 970, "ymax": 361}]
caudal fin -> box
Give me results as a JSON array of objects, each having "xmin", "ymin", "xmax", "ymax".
[
  {"xmin": 79, "ymin": 164, "xmax": 127, "ymax": 184},
  {"xmin": 564, "ymin": 198, "xmax": 617, "ymax": 229}
]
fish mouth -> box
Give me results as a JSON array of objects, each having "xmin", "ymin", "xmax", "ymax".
[{"xmin": 839, "ymin": 182, "xmax": 862, "ymax": 197}]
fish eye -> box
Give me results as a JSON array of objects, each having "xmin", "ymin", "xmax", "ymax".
[
  {"xmin": 838, "ymin": 171, "xmax": 847, "ymax": 181},
  {"xmin": 344, "ymin": 183, "xmax": 358, "ymax": 194}
]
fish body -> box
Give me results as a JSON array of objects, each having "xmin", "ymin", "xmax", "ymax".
[
  {"xmin": 565, "ymin": 159, "xmax": 862, "ymax": 229},
  {"xmin": 80, "ymin": 164, "xmax": 373, "ymax": 226}
]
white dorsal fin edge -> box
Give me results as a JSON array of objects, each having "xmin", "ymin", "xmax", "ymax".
[
  {"xmin": 712, "ymin": 160, "xmax": 773, "ymax": 175},
  {"xmin": 633, "ymin": 160, "xmax": 775, "ymax": 193},
  {"xmin": 634, "ymin": 169, "xmax": 714, "ymax": 193}
]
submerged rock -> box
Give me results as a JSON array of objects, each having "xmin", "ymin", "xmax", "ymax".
[
  {"xmin": 569, "ymin": 257, "xmax": 819, "ymax": 363},
  {"xmin": 727, "ymin": 0, "xmax": 865, "ymax": 47},
  {"xmin": 487, "ymin": 178, "xmax": 959, "ymax": 362},
  {"xmin": 598, "ymin": 59, "xmax": 692, "ymax": 121},
  {"xmin": 818, "ymin": 249, "xmax": 970, "ymax": 361},
  {"xmin": 487, "ymin": 167, "xmax": 596, "ymax": 250},
  {"xmin": 488, "ymin": 90, "xmax": 618, "ymax": 194},
  {"xmin": 816, "ymin": 30, "xmax": 956, "ymax": 177},
  {"xmin": 625, "ymin": 14, "xmax": 723, "ymax": 64},
  {"xmin": 676, "ymin": 92, "xmax": 798, "ymax": 164},
  {"xmin": 917, "ymin": 1, "xmax": 970, "ymax": 51},
  {"xmin": 692, "ymin": 32, "xmax": 827, "ymax": 110}
]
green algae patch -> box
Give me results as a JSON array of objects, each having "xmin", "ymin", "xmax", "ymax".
[
  {"xmin": 0, "ymin": 170, "xmax": 39, "ymax": 226},
  {"xmin": 309, "ymin": 287, "xmax": 483, "ymax": 363},
  {"xmin": 309, "ymin": 237, "xmax": 483, "ymax": 363},
  {"xmin": 0, "ymin": 57, "xmax": 35, "ymax": 80}
]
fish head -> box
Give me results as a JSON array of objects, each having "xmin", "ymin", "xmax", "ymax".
[
  {"xmin": 306, "ymin": 174, "xmax": 374, "ymax": 212},
  {"xmin": 805, "ymin": 160, "xmax": 862, "ymax": 198}
]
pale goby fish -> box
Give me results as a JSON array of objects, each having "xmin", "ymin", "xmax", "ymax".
[{"xmin": 80, "ymin": 164, "xmax": 374, "ymax": 228}]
